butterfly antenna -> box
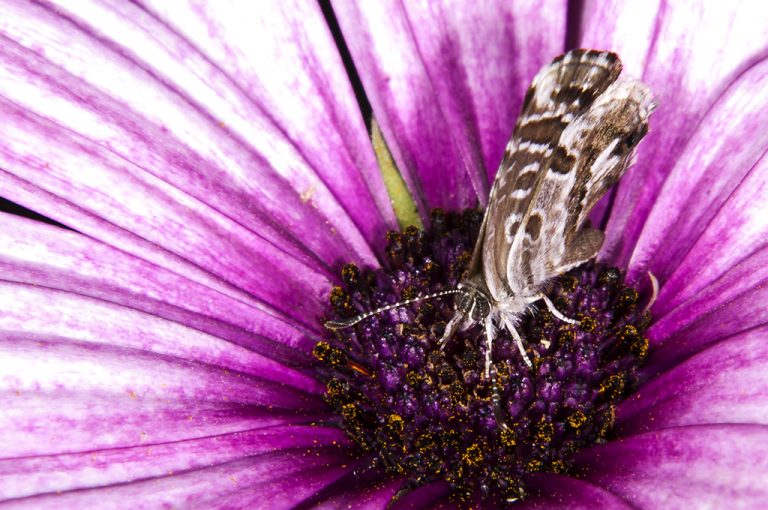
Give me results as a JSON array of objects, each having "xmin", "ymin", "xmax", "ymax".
[{"xmin": 324, "ymin": 289, "xmax": 463, "ymax": 330}]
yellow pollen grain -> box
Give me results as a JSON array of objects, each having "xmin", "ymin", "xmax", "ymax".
[
  {"xmin": 535, "ymin": 419, "xmax": 554, "ymax": 443},
  {"xmin": 416, "ymin": 432, "xmax": 435, "ymax": 454},
  {"xmin": 558, "ymin": 328, "xmax": 576, "ymax": 344},
  {"xmin": 561, "ymin": 275, "xmax": 579, "ymax": 292},
  {"xmin": 341, "ymin": 263, "xmax": 359, "ymax": 283},
  {"xmin": 402, "ymin": 285, "xmax": 418, "ymax": 300},
  {"xmin": 620, "ymin": 324, "xmax": 638, "ymax": 338},
  {"xmin": 341, "ymin": 403, "xmax": 357, "ymax": 422},
  {"xmin": 633, "ymin": 336, "xmax": 650, "ymax": 359},
  {"xmin": 329, "ymin": 286, "xmax": 351, "ymax": 311},
  {"xmin": 579, "ymin": 315, "xmax": 597, "ymax": 332},
  {"xmin": 538, "ymin": 308, "xmax": 554, "ymax": 323},
  {"xmin": 599, "ymin": 374, "xmax": 626, "ymax": 399},
  {"xmin": 312, "ymin": 342, "xmax": 328, "ymax": 361},
  {"xmin": 599, "ymin": 405, "xmax": 617, "ymax": 437},
  {"xmin": 500, "ymin": 428, "xmax": 517, "ymax": 447},
  {"xmin": 526, "ymin": 459, "xmax": 543, "ymax": 472},
  {"xmin": 387, "ymin": 414, "xmax": 404, "ymax": 435},
  {"xmin": 300, "ymin": 185, "xmax": 315, "ymax": 204},
  {"xmin": 551, "ymin": 459, "xmax": 567, "ymax": 473},
  {"xmin": 462, "ymin": 443, "xmax": 483, "ymax": 467},
  {"xmin": 405, "ymin": 371, "xmax": 423, "ymax": 386},
  {"xmin": 567, "ymin": 410, "xmax": 588, "ymax": 429}
]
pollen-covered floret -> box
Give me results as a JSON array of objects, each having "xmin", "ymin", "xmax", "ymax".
[{"xmin": 315, "ymin": 210, "xmax": 650, "ymax": 505}]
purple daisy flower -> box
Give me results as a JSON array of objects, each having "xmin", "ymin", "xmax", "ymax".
[{"xmin": 1, "ymin": 1, "xmax": 767, "ymax": 508}]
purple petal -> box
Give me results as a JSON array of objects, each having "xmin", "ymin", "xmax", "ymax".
[
  {"xmin": 3, "ymin": 446, "xmax": 352, "ymax": 509},
  {"xmin": 618, "ymin": 327, "xmax": 768, "ymax": 434},
  {"xmin": 139, "ymin": 0, "xmax": 397, "ymax": 243},
  {"xmin": 334, "ymin": 1, "xmax": 567, "ymax": 215},
  {"xmin": 581, "ymin": 1, "xmax": 768, "ymax": 266},
  {"xmin": 647, "ymin": 245, "xmax": 768, "ymax": 372},
  {"xmin": 624, "ymin": 59, "xmax": 768, "ymax": 282},
  {"xmin": 0, "ymin": 278, "xmax": 320, "ymax": 391},
  {"xmin": 0, "ymin": 1, "xmax": 395, "ymax": 313},
  {"xmin": 652, "ymin": 151, "xmax": 768, "ymax": 316},
  {"xmin": 311, "ymin": 476, "xmax": 403, "ymax": 510},
  {"xmin": 575, "ymin": 425, "xmax": 768, "ymax": 509},
  {"xmin": 0, "ymin": 425, "xmax": 347, "ymax": 501},
  {"xmin": 388, "ymin": 482, "xmax": 453, "ymax": 509},
  {"xmin": 521, "ymin": 473, "xmax": 634, "ymax": 510},
  {"xmin": 0, "ymin": 330, "xmax": 327, "ymax": 455},
  {"xmin": 0, "ymin": 213, "xmax": 322, "ymax": 356}
]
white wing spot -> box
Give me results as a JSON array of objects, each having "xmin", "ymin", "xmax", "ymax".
[
  {"xmin": 520, "ymin": 103, "xmax": 568, "ymax": 123},
  {"xmin": 510, "ymin": 188, "xmax": 531, "ymax": 199},
  {"xmin": 518, "ymin": 141, "xmax": 551, "ymax": 154},
  {"xmin": 518, "ymin": 162, "xmax": 540, "ymax": 176},
  {"xmin": 504, "ymin": 214, "xmax": 522, "ymax": 243}
]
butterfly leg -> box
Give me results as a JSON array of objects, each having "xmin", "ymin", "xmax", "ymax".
[
  {"xmin": 489, "ymin": 364, "xmax": 510, "ymax": 431},
  {"xmin": 482, "ymin": 326, "xmax": 511, "ymax": 431},
  {"xmin": 502, "ymin": 318, "xmax": 533, "ymax": 368},
  {"xmin": 536, "ymin": 294, "xmax": 579, "ymax": 325},
  {"xmin": 483, "ymin": 317, "xmax": 496, "ymax": 379},
  {"xmin": 438, "ymin": 313, "xmax": 463, "ymax": 351}
]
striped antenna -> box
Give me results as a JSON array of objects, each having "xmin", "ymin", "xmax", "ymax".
[{"xmin": 324, "ymin": 289, "xmax": 463, "ymax": 330}]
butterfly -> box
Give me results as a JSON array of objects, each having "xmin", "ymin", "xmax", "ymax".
[{"xmin": 327, "ymin": 49, "xmax": 656, "ymax": 379}]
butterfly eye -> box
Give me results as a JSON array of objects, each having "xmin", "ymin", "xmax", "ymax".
[
  {"xmin": 473, "ymin": 297, "xmax": 491, "ymax": 321},
  {"xmin": 458, "ymin": 293, "xmax": 474, "ymax": 314}
]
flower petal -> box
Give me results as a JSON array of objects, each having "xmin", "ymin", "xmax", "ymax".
[
  {"xmin": 0, "ymin": 212, "xmax": 322, "ymax": 354},
  {"xmin": 0, "ymin": 0, "xmax": 394, "ymax": 313},
  {"xmin": 3, "ymin": 446, "xmax": 352, "ymax": 509},
  {"xmin": 334, "ymin": 0, "xmax": 567, "ymax": 215},
  {"xmin": 625, "ymin": 58, "xmax": 768, "ymax": 282},
  {"xmin": 309, "ymin": 475, "xmax": 404, "ymax": 510},
  {"xmin": 651, "ymin": 150, "xmax": 768, "ymax": 316},
  {"xmin": 575, "ymin": 425, "xmax": 768, "ymax": 509},
  {"xmin": 140, "ymin": 0, "xmax": 397, "ymax": 247},
  {"xmin": 0, "ymin": 249, "xmax": 329, "ymax": 458},
  {"xmin": 581, "ymin": 0, "xmax": 768, "ymax": 265},
  {"xmin": 646, "ymin": 246, "xmax": 768, "ymax": 372},
  {"xmin": 388, "ymin": 482, "xmax": 453, "ymax": 509},
  {"xmin": 0, "ymin": 425, "xmax": 348, "ymax": 501},
  {"xmin": 522, "ymin": 474, "xmax": 635, "ymax": 510},
  {"xmin": 0, "ymin": 277, "xmax": 320, "ymax": 389},
  {"xmin": 0, "ymin": 327, "xmax": 326, "ymax": 456},
  {"xmin": 617, "ymin": 327, "xmax": 768, "ymax": 434}
]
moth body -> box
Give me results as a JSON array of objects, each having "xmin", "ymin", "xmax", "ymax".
[
  {"xmin": 325, "ymin": 49, "xmax": 655, "ymax": 383},
  {"xmin": 443, "ymin": 49, "xmax": 656, "ymax": 377}
]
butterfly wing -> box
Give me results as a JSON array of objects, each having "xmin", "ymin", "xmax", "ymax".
[
  {"xmin": 507, "ymin": 67, "xmax": 656, "ymax": 292},
  {"xmin": 473, "ymin": 50, "xmax": 629, "ymax": 301}
]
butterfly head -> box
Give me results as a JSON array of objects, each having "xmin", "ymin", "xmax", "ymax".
[{"xmin": 456, "ymin": 282, "xmax": 492, "ymax": 321}]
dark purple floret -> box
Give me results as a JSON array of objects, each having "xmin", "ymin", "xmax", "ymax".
[{"xmin": 315, "ymin": 209, "xmax": 650, "ymax": 505}]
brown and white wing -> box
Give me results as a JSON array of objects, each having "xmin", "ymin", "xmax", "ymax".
[
  {"xmin": 506, "ymin": 60, "xmax": 656, "ymax": 295},
  {"xmin": 472, "ymin": 49, "xmax": 625, "ymax": 300}
]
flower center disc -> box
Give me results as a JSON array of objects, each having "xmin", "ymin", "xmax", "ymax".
[{"xmin": 315, "ymin": 209, "xmax": 650, "ymax": 505}]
